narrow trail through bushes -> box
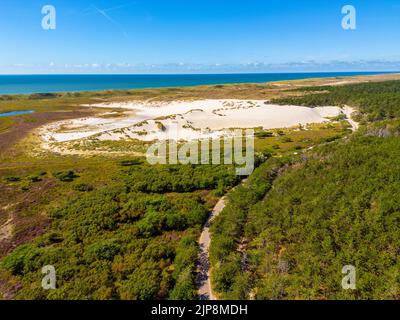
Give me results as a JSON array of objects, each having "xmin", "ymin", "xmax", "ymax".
[
  {"xmin": 196, "ymin": 109, "xmax": 360, "ymax": 300},
  {"xmin": 196, "ymin": 197, "xmax": 225, "ymax": 300}
]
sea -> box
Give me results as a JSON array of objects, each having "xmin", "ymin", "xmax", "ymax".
[{"xmin": 0, "ymin": 72, "xmax": 390, "ymax": 95}]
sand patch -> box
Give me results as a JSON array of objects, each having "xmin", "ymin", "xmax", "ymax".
[
  {"xmin": 0, "ymin": 206, "xmax": 13, "ymax": 242},
  {"xmin": 39, "ymin": 100, "xmax": 353, "ymax": 145}
]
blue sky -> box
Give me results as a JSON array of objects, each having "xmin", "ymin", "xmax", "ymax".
[{"xmin": 1, "ymin": 0, "xmax": 400, "ymax": 74}]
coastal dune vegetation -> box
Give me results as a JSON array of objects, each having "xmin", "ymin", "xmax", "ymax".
[
  {"xmin": 210, "ymin": 79, "xmax": 400, "ymax": 300},
  {"xmin": 0, "ymin": 162, "xmax": 239, "ymax": 299},
  {"xmin": 0, "ymin": 74, "xmax": 399, "ymax": 300}
]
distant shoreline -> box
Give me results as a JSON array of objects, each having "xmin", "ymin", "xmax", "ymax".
[{"xmin": 0, "ymin": 71, "xmax": 396, "ymax": 95}]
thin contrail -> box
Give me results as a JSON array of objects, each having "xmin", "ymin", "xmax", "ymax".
[
  {"xmin": 82, "ymin": 1, "xmax": 137, "ymax": 15},
  {"xmin": 102, "ymin": 2, "xmax": 137, "ymax": 13},
  {"xmin": 84, "ymin": 3, "xmax": 135, "ymax": 38}
]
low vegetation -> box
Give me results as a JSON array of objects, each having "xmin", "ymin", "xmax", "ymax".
[
  {"xmin": 273, "ymin": 80, "xmax": 400, "ymax": 121},
  {"xmin": 0, "ymin": 163, "xmax": 237, "ymax": 299},
  {"xmin": 1, "ymin": 76, "xmax": 399, "ymax": 300},
  {"xmin": 211, "ymin": 80, "xmax": 400, "ymax": 300}
]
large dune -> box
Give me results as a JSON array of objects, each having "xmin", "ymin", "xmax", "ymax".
[{"xmin": 39, "ymin": 99, "xmax": 353, "ymax": 144}]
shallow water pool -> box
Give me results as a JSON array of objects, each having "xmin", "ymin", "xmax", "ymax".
[{"xmin": 0, "ymin": 110, "xmax": 34, "ymax": 117}]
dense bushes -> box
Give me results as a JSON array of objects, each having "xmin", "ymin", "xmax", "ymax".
[
  {"xmin": 126, "ymin": 165, "xmax": 239, "ymax": 193},
  {"xmin": 4, "ymin": 176, "xmax": 20, "ymax": 182},
  {"xmin": 273, "ymin": 80, "xmax": 400, "ymax": 121},
  {"xmin": 4, "ymin": 79, "xmax": 399, "ymax": 300},
  {"xmin": 28, "ymin": 93, "xmax": 59, "ymax": 99},
  {"xmin": 117, "ymin": 262, "xmax": 162, "ymax": 300},
  {"xmin": 210, "ymin": 80, "xmax": 400, "ymax": 299},
  {"xmin": 169, "ymin": 234, "xmax": 199, "ymax": 299},
  {"xmin": 1, "ymin": 163, "xmax": 235, "ymax": 300},
  {"xmin": 210, "ymin": 158, "xmax": 289, "ymax": 297},
  {"xmin": 253, "ymin": 135, "xmax": 400, "ymax": 299},
  {"xmin": 2, "ymin": 245, "xmax": 38, "ymax": 276},
  {"xmin": 86, "ymin": 240, "xmax": 121, "ymax": 261},
  {"xmin": 53, "ymin": 171, "xmax": 78, "ymax": 182},
  {"xmin": 211, "ymin": 134, "xmax": 400, "ymax": 299}
]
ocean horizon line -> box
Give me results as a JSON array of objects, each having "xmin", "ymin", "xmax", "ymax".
[
  {"xmin": 0, "ymin": 71, "xmax": 397, "ymax": 95},
  {"xmin": 0, "ymin": 71, "xmax": 399, "ymax": 76}
]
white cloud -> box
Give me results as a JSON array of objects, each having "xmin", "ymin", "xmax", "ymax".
[{"xmin": 2, "ymin": 59, "xmax": 400, "ymax": 74}]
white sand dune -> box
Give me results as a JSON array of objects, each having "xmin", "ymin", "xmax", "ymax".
[{"xmin": 39, "ymin": 100, "xmax": 354, "ymax": 145}]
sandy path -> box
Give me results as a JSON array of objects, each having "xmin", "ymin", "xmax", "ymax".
[
  {"xmin": 194, "ymin": 107, "xmax": 359, "ymax": 299},
  {"xmin": 343, "ymin": 106, "xmax": 359, "ymax": 131},
  {"xmin": 347, "ymin": 117, "xmax": 359, "ymax": 132},
  {"xmin": 196, "ymin": 197, "xmax": 226, "ymax": 300},
  {"xmin": 0, "ymin": 206, "xmax": 13, "ymax": 242},
  {"xmin": 0, "ymin": 217, "xmax": 13, "ymax": 242}
]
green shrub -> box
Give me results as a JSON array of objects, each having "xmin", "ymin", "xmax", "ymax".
[
  {"xmin": 273, "ymin": 80, "xmax": 400, "ymax": 121},
  {"xmin": 74, "ymin": 183, "xmax": 94, "ymax": 192},
  {"xmin": 281, "ymin": 137, "xmax": 293, "ymax": 143},
  {"xmin": 118, "ymin": 262, "xmax": 161, "ymax": 300},
  {"xmin": 53, "ymin": 171, "xmax": 79, "ymax": 182},
  {"xmin": 1, "ymin": 245, "xmax": 42, "ymax": 276},
  {"xmin": 28, "ymin": 175, "xmax": 42, "ymax": 182},
  {"xmin": 28, "ymin": 93, "xmax": 59, "ymax": 99},
  {"xmin": 169, "ymin": 267, "xmax": 197, "ymax": 300},
  {"xmin": 120, "ymin": 159, "xmax": 143, "ymax": 166},
  {"xmin": 86, "ymin": 240, "xmax": 121, "ymax": 261},
  {"xmin": 5, "ymin": 176, "xmax": 20, "ymax": 182},
  {"xmin": 255, "ymin": 131, "xmax": 274, "ymax": 138},
  {"xmin": 137, "ymin": 211, "xmax": 164, "ymax": 237}
]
